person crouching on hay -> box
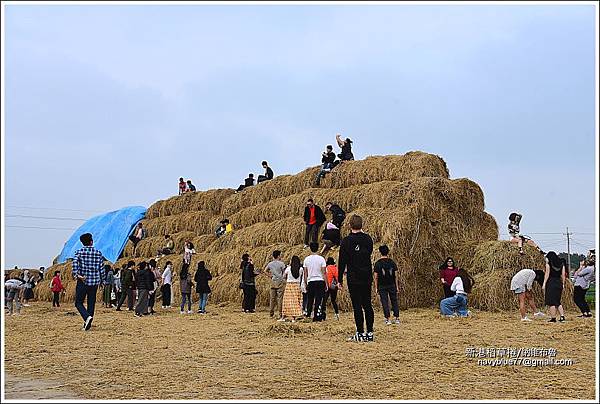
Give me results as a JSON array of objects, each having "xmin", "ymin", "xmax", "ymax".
[
  {"xmin": 281, "ymin": 256, "xmax": 304, "ymax": 322},
  {"xmin": 509, "ymin": 268, "xmax": 546, "ymax": 322},
  {"xmin": 439, "ymin": 269, "xmax": 475, "ymax": 318},
  {"xmin": 508, "ymin": 213, "xmax": 543, "ymax": 255}
]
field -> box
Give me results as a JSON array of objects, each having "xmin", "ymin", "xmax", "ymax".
[{"xmin": 4, "ymin": 301, "xmax": 596, "ymax": 400}]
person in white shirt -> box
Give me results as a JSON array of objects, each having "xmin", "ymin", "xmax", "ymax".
[
  {"xmin": 161, "ymin": 261, "xmax": 173, "ymax": 308},
  {"xmin": 303, "ymin": 243, "xmax": 327, "ymax": 321},
  {"xmin": 510, "ymin": 268, "xmax": 545, "ymax": 321},
  {"xmin": 439, "ymin": 269, "xmax": 475, "ymax": 317},
  {"xmin": 281, "ymin": 256, "xmax": 304, "ymax": 322}
]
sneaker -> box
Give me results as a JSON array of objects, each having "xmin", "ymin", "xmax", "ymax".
[
  {"xmin": 180, "ymin": 311, "xmax": 185, "ymax": 314},
  {"xmin": 84, "ymin": 316, "xmax": 93, "ymax": 331},
  {"xmin": 115, "ymin": 308, "xmax": 122, "ymax": 312},
  {"xmin": 277, "ymin": 318, "xmax": 286, "ymax": 322},
  {"xmin": 22, "ymin": 304, "xmax": 30, "ymax": 307},
  {"xmin": 385, "ymin": 319, "xmax": 392, "ymax": 325},
  {"xmin": 303, "ymin": 245, "xmax": 308, "ymax": 249},
  {"xmin": 347, "ymin": 332, "xmax": 364, "ymax": 342},
  {"xmin": 559, "ymin": 316, "xmax": 566, "ymax": 322},
  {"xmin": 335, "ymin": 313, "xmax": 340, "ymax": 320},
  {"xmin": 364, "ymin": 332, "xmax": 374, "ymax": 342},
  {"xmin": 548, "ymin": 318, "xmax": 557, "ymax": 323},
  {"xmin": 521, "ymin": 317, "xmax": 532, "ymax": 322},
  {"xmin": 187, "ymin": 310, "xmax": 193, "ymax": 314},
  {"xmin": 197, "ymin": 310, "xmax": 203, "ymax": 313},
  {"xmin": 134, "ymin": 313, "xmax": 142, "ymax": 318},
  {"xmin": 394, "ymin": 318, "xmax": 400, "ymax": 324},
  {"xmin": 534, "ymin": 311, "xmax": 545, "ymax": 317}
]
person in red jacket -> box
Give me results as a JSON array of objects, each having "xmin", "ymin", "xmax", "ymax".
[
  {"xmin": 50, "ymin": 271, "xmax": 65, "ymax": 307},
  {"xmin": 439, "ymin": 258, "xmax": 460, "ymax": 298}
]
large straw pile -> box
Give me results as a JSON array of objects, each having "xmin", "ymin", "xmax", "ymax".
[{"xmin": 40, "ymin": 151, "xmax": 510, "ymax": 310}]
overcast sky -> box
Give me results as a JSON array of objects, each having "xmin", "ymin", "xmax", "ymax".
[{"xmin": 3, "ymin": 4, "xmax": 597, "ymax": 269}]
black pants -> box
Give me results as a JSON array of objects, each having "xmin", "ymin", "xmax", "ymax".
[
  {"xmin": 117, "ymin": 288, "xmax": 135, "ymax": 310},
  {"xmin": 443, "ymin": 284, "xmax": 455, "ymax": 298},
  {"xmin": 378, "ymin": 286, "xmax": 399, "ymax": 318},
  {"xmin": 162, "ymin": 284, "xmax": 172, "ymax": 306},
  {"xmin": 148, "ymin": 290, "xmax": 156, "ymax": 312},
  {"xmin": 158, "ymin": 248, "xmax": 172, "ymax": 255},
  {"xmin": 348, "ymin": 282, "xmax": 374, "ymax": 334},
  {"xmin": 257, "ymin": 175, "xmax": 270, "ymax": 183},
  {"xmin": 304, "ymin": 224, "xmax": 320, "ymax": 245},
  {"xmin": 52, "ymin": 291, "xmax": 60, "ymax": 307},
  {"xmin": 306, "ymin": 281, "xmax": 326, "ymax": 320},
  {"xmin": 129, "ymin": 235, "xmax": 141, "ymax": 251},
  {"xmin": 322, "ymin": 289, "xmax": 339, "ymax": 315},
  {"xmin": 332, "ymin": 216, "xmax": 345, "ymax": 229},
  {"xmin": 573, "ymin": 285, "xmax": 590, "ymax": 314},
  {"xmin": 242, "ymin": 284, "xmax": 256, "ymax": 311}
]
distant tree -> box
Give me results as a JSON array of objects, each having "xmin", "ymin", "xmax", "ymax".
[{"xmin": 558, "ymin": 252, "xmax": 586, "ymax": 273}]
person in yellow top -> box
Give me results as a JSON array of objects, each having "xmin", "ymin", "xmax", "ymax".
[{"xmin": 215, "ymin": 219, "xmax": 233, "ymax": 237}]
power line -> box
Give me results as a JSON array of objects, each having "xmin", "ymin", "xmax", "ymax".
[
  {"xmin": 5, "ymin": 205, "xmax": 102, "ymax": 213},
  {"xmin": 5, "ymin": 225, "xmax": 76, "ymax": 230},
  {"xmin": 6, "ymin": 214, "xmax": 86, "ymax": 221}
]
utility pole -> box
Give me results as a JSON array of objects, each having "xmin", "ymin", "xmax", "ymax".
[{"xmin": 566, "ymin": 227, "xmax": 571, "ymax": 276}]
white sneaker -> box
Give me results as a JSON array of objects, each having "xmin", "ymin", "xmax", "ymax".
[
  {"xmin": 180, "ymin": 311, "xmax": 185, "ymax": 314},
  {"xmin": 534, "ymin": 311, "xmax": 545, "ymax": 317},
  {"xmin": 394, "ymin": 318, "xmax": 400, "ymax": 324},
  {"xmin": 303, "ymin": 245, "xmax": 308, "ymax": 249},
  {"xmin": 335, "ymin": 313, "xmax": 340, "ymax": 320},
  {"xmin": 385, "ymin": 319, "xmax": 392, "ymax": 325},
  {"xmin": 277, "ymin": 318, "xmax": 286, "ymax": 322},
  {"xmin": 521, "ymin": 317, "xmax": 532, "ymax": 322},
  {"xmin": 187, "ymin": 310, "xmax": 193, "ymax": 314},
  {"xmin": 22, "ymin": 304, "xmax": 30, "ymax": 307}
]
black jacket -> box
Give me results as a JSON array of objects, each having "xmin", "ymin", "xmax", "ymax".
[
  {"xmin": 265, "ymin": 167, "xmax": 274, "ymax": 180},
  {"xmin": 338, "ymin": 231, "xmax": 374, "ymax": 285},
  {"xmin": 303, "ymin": 205, "xmax": 326, "ymax": 227},
  {"xmin": 194, "ymin": 269, "xmax": 213, "ymax": 293},
  {"xmin": 135, "ymin": 269, "xmax": 154, "ymax": 290},
  {"xmin": 322, "ymin": 227, "xmax": 341, "ymax": 246},
  {"xmin": 322, "ymin": 151, "xmax": 336, "ymax": 165},
  {"xmin": 329, "ymin": 204, "xmax": 345, "ymax": 220},
  {"xmin": 244, "ymin": 177, "xmax": 255, "ymax": 187}
]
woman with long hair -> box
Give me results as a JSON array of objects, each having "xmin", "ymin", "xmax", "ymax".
[
  {"xmin": 543, "ymin": 251, "xmax": 566, "ymax": 322},
  {"xmin": 179, "ymin": 265, "xmax": 193, "ymax": 314},
  {"xmin": 281, "ymin": 255, "xmax": 304, "ymax": 322},
  {"xmin": 439, "ymin": 257, "xmax": 460, "ymax": 298},
  {"xmin": 573, "ymin": 259, "xmax": 595, "ymax": 318},
  {"xmin": 194, "ymin": 261, "xmax": 212, "ymax": 314},
  {"xmin": 440, "ymin": 268, "xmax": 475, "ymax": 317},
  {"xmin": 240, "ymin": 254, "xmax": 258, "ymax": 313}
]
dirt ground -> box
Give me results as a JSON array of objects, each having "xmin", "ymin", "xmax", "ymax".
[{"xmin": 3, "ymin": 301, "xmax": 597, "ymax": 400}]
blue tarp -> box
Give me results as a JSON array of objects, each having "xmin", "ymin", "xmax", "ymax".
[{"xmin": 57, "ymin": 206, "xmax": 147, "ymax": 264}]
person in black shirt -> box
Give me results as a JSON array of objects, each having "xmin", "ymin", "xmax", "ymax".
[
  {"xmin": 543, "ymin": 251, "xmax": 566, "ymax": 322},
  {"xmin": 336, "ymin": 133, "xmax": 354, "ymax": 161},
  {"xmin": 338, "ymin": 214, "xmax": 375, "ymax": 342},
  {"xmin": 240, "ymin": 254, "xmax": 258, "ymax": 313},
  {"xmin": 134, "ymin": 261, "xmax": 153, "ymax": 318},
  {"xmin": 236, "ymin": 174, "xmax": 255, "ymax": 192},
  {"xmin": 373, "ymin": 245, "xmax": 400, "ymax": 325},
  {"xmin": 257, "ymin": 161, "xmax": 274, "ymax": 184},
  {"xmin": 325, "ymin": 202, "xmax": 346, "ymax": 228},
  {"xmin": 303, "ymin": 199, "xmax": 326, "ymax": 247},
  {"xmin": 315, "ymin": 145, "xmax": 338, "ymax": 185}
]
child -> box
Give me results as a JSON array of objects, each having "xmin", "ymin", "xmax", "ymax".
[
  {"xmin": 50, "ymin": 271, "xmax": 65, "ymax": 308},
  {"xmin": 440, "ymin": 268, "xmax": 475, "ymax": 317},
  {"xmin": 322, "ymin": 257, "xmax": 340, "ymax": 320},
  {"xmin": 510, "ymin": 268, "xmax": 546, "ymax": 321},
  {"xmin": 373, "ymin": 245, "xmax": 400, "ymax": 325}
]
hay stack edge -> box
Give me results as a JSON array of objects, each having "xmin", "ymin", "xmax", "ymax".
[{"xmin": 38, "ymin": 151, "xmax": 569, "ymax": 311}]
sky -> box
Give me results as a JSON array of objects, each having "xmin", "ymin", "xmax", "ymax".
[{"xmin": 2, "ymin": 3, "xmax": 597, "ymax": 269}]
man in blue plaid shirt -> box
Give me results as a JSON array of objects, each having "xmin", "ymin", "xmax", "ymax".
[{"xmin": 72, "ymin": 233, "xmax": 105, "ymax": 331}]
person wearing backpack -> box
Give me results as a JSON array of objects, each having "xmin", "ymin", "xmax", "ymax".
[
  {"xmin": 322, "ymin": 257, "xmax": 340, "ymax": 320},
  {"xmin": 50, "ymin": 271, "xmax": 65, "ymax": 308},
  {"xmin": 373, "ymin": 245, "xmax": 400, "ymax": 325}
]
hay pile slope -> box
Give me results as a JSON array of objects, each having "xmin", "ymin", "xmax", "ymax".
[{"xmin": 41, "ymin": 151, "xmax": 506, "ymax": 309}]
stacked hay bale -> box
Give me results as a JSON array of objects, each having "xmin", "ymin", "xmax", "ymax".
[{"xmin": 40, "ymin": 151, "xmax": 507, "ymax": 310}]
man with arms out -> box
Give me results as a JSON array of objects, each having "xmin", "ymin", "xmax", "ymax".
[
  {"xmin": 72, "ymin": 233, "xmax": 105, "ymax": 331},
  {"xmin": 338, "ymin": 215, "xmax": 375, "ymax": 342}
]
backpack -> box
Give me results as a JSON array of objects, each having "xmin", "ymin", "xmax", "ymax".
[{"xmin": 329, "ymin": 276, "xmax": 338, "ymax": 290}]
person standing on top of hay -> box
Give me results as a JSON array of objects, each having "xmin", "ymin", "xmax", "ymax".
[
  {"xmin": 128, "ymin": 223, "xmax": 146, "ymax": 255},
  {"xmin": 178, "ymin": 177, "xmax": 187, "ymax": 195},
  {"xmin": 374, "ymin": 245, "xmax": 400, "ymax": 325},
  {"xmin": 338, "ymin": 214, "xmax": 375, "ymax": 342},
  {"xmin": 182, "ymin": 241, "xmax": 196, "ymax": 273},
  {"xmin": 336, "ymin": 133, "xmax": 354, "ymax": 162},
  {"xmin": 116, "ymin": 261, "xmax": 136, "ymax": 311},
  {"xmin": 194, "ymin": 261, "xmax": 212, "ymax": 314},
  {"xmin": 102, "ymin": 264, "xmax": 114, "ymax": 308},
  {"xmin": 439, "ymin": 258, "xmax": 460, "ymax": 299},
  {"xmin": 321, "ymin": 257, "xmax": 340, "ymax": 321},
  {"xmin": 72, "ymin": 233, "xmax": 106, "ymax": 331},
  {"xmin": 572, "ymin": 259, "xmax": 595, "ymax": 318},
  {"xmin": 439, "ymin": 268, "xmax": 474, "ymax": 317},
  {"xmin": 320, "ymin": 222, "xmax": 341, "ymax": 256},
  {"xmin": 315, "ymin": 145, "xmax": 338, "ymax": 186},
  {"xmin": 303, "ymin": 242, "xmax": 327, "ymax": 322},
  {"xmin": 157, "ymin": 235, "xmax": 175, "ymax": 257},
  {"xmin": 508, "ymin": 213, "xmax": 543, "ymax": 255},
  {"xmin": 510, "ymin": 268, "xmax": 546, "ymax": 322},
  {"xmin": 50, "ymin": 270, "xmax": 65, "ymax": 308},
  {"xmin": 236, "ymin": 173, "xmax": 255, "ymax": 192},
  {"xmin": 240, "ymin": 254, "xmax": 259, "ymax": 313},
  {"xmin": 281, "ymin": 256, "xmax": 304, "ymax": 322},
  {"xmin": 265, "ymin": 250, "xmax": 286, "ymax": 320},
  {"xmin": 257, "ymin": 161, "xmax": 274, "ymax": 184},
  {"xmin": 303, "ymin": 199, "xmax": 326, "ymax": 248},
  {"xmin": 134, "ymin": 261, "xmax": 153, "ymax": 318},
  {"xmin": 543, "ymin": 251, "xmax": 567, "ymax": 323},
  {"xmin": 161, "ymin": 261, "xmax": 173, "ymax": 309},
  {"xmin": 325, "ymin": 202, "xmax": 346, "ymax": 228},
  {"xmin": 186, "ymin": 180, "xmax": 197, "ymax": 192}
]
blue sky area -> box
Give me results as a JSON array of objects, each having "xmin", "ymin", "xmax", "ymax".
[{"xmin": 3, "ymin": 4, "xmax": 597, "ymax": 268}]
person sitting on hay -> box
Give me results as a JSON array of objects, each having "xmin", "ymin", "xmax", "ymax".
[
  {"xmin": 157, "ymin": 234, "xmax": 175, "ymax": 257},
  {"xmin": 215, "ymin": 219, "xmax": 233, "ymax": 237},
  {"xmin": 509, "ymin": 268, "xmax": 546, "ymax": 322},
  {"xmin": 315, "ymin": 145, "xmax": 338, "ymax": 186},
  {"xmin": 336, "ymin": 133, "xmax": 354, "ymax": 162},
  {"xmin": 236, "ymin": 173, "xmax": 255, "ymax": 192},
  {"xmin": 508, "ymin": 212, "xmax": 543, "ymax": 255},
  {"xmin": 257, "ymin": 161, "xmax": 274, "ymax": 184}
]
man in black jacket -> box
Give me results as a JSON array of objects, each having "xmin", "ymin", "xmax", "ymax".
[
  {"xmin": 134, "ymin": 261, "xmax": 153, "ymax": 317},
  {"xmin": 236, "ymin": 174, "xmax": 255, "ymax": 192},
  {"xmin": 116, "ymin": 261, "xmax": 136, "ymax": 311},
  {"xmin": 303, "ymin": 199, "xmax": 326, "ymax": 248},
  {"xmin": 325, "ymin": 202, "xmax": 346, "ymax": 228},
  {"xmin": 338, "ymin": 214, "xmax": 375, "ymax": 342},
  {"xmin": 257, "ymin": 161, "xmax": 274, "ymax": 183},
  {"xmin": 315, "ymin": 145, "xmax": 337, "ymax": 186}
]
